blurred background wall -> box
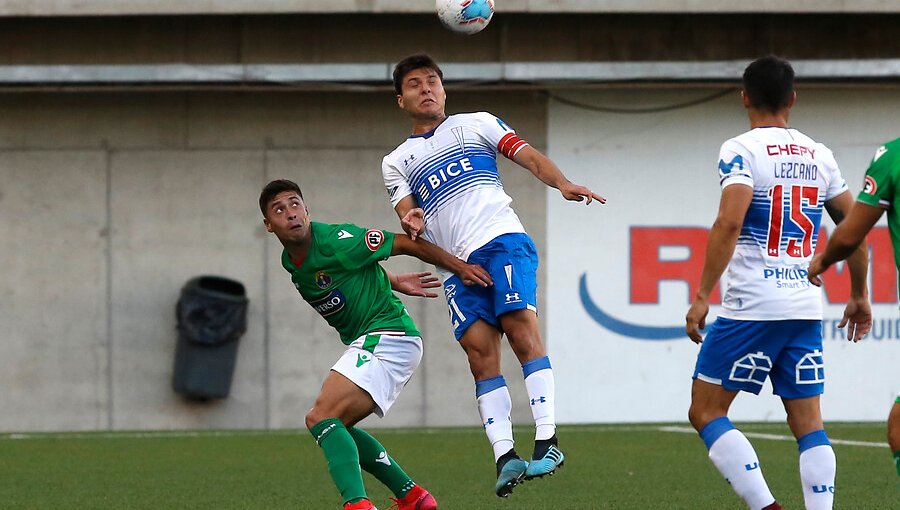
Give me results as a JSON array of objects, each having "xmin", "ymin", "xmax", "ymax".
[{"xmin": 1, "ymin": 3, "xmax": 899, "ymax": 431}]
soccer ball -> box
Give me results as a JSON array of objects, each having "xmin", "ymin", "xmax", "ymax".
[{"xmin": 436, "ymin": 0, "xmax": 494, "ymax": 35}]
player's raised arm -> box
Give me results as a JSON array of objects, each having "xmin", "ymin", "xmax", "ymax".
[
  {"xmin": 391, "ymin": 234, "xmax": 492, "ymax": 287},
  {"xmin": 685, "ymin": 184, "xmax": 753, "ymax": 343},
  {"xmin": 511, "ymin": 145, "xmax": 606, "ymax": 205}
]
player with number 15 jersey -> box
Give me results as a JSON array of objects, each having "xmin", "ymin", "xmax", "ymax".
[
  {"xmin": 716, "ymin": 127, "xmax": 846, "ymax": 321},
  {"xmin": 685, "ymin": 56, "xmax": 870, "ymax": 510}
]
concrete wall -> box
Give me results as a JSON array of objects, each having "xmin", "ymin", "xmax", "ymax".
[{"xmin": 0, "ymin": 89, "xmax": 548, "ymax": 431}]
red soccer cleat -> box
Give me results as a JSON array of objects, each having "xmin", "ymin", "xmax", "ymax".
[
  {"xmin": 344, "ymin": 499, "xmax": 377, "ymax": 510},
  {"xmin": 762, "ymin": 503, "xmax": 784, "ymax": 510},
  {"xmin": 388, "ymin": 484, "xmax": 437, "ymax": 510}
]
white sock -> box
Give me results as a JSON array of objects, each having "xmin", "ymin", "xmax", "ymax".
[
  {"xmin": 799, "ymin": 432, "xmax": 835, "ymax": 510},
  {"xmin": 522, "ymin": 356, "xmax": 556, "ymax": 440},
  {"xmin": 708, "ymin": 429, "xmax": 776, "ymax": 510},
  {"xmin": 475, "ymin": 376, "xmax": 514, "ymax": 462}
]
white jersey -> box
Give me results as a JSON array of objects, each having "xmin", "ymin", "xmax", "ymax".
[
  {"xmin": 717, "ymin": 127, "xmax": 847, "ymax": 321},
  {"xmin": 382, "ymin": 112, "xmax": 527, "ymax": 261}
]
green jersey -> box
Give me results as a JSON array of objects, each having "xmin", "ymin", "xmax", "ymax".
[
  {"xmin": 857, "ymin": 138, "xmax": 900, "ymax": 270},
  {"xmin": 282, "ymin": 222, "xmax": 419, "ymax": 345}
]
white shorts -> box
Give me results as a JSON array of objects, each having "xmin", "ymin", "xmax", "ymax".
[{"xmin": 331, "ymin": 332, "xmax": 422, "ymax": 417}]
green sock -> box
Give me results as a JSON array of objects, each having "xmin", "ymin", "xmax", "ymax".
[
  {"xmin": 894, "ymin": 450, "xmax": 900, "ymax": 479},
  {"xmin": 349, "ymin": 426, "xmax": 415, "ymax": 499},
  {"xmin": 309, "ymin": 418, "xmax": 367, "ymax": 504}
]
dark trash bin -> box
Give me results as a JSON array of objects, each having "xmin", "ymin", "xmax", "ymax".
[{"xmin": 173, "ymin": 276, "xmax": 248, "ymax": 400}]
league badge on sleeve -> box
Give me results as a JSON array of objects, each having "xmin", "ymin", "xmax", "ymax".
[{"xmin": 365, "ymin": 229, "xmax": 385, "ymax": 251}]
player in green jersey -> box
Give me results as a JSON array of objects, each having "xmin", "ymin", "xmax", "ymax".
[
  {"xmin": 260, "ymin": 179, "xmax": 492, "ymax": 510},
  {"xmin": 808, "ymin": 137, "xmax": 900, "ymax": 487}
]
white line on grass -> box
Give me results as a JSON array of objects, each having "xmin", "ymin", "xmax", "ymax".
[
  {"xmin": 0, "ymin": 425, "xmax": 889, "ymax": 448},
  {"xmin": 658, "ymin": 426, "xmax": 889, "ymax": 448}
]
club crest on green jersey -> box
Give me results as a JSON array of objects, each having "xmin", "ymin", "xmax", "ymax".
[
  {"xmin": 365, "ymin": 229, "xmax": 384, "ymax": 251},
  {"xmin": 314, "ymin": 270, "xmax": 332, "ymax": 289},
  {"xmin": 864, "ymin": 175, "xmax": 878, "ymax": 195}
]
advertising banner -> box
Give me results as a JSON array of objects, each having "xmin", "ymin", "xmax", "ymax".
[{"xmin": 546, "ymin": 88, "xmax": 900, "ymax": 422}]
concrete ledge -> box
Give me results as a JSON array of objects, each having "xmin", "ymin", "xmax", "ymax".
[
  {"xmin": 2, "ymin": 60, "xmax": 900, "ymax": 88},
  {"xmin": 1, "ymin": 0, "xmax": 898, "ymax": 16}
]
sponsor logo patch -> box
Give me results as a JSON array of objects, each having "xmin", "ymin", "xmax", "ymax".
[{"xmin": 310, "ymin": 289, "xmax": 346, "ymax": 317}]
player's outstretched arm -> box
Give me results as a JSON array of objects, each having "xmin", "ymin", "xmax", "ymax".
[
  {"xmin": 388, "ymin": 271, "xmax": 440, "ymax": 298},
  {"xmin": 391, "ymin": 234, "xmax": 492, "ymax": 287},
  {"xmin": 814, "ymin": 192, "xmax": 877, "ymax": 341},
  {"xmin": 511, "ymin": 145, "xmax": 606, "ymax": 205},
  {"xmin": 809, "ymin": 198, "xmax": 883, "ymax": 285},
  {"xmin": 685, "ymin": 184, "xmax": 753, "ymax": 343},
  {"xmin": 393, "ymin": 195, "xmax": 425, "ymax": 240}
]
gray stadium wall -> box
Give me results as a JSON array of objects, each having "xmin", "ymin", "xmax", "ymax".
[{"xmin": 1, "ymin": 10, "xmax": 899, "ymax": 432}]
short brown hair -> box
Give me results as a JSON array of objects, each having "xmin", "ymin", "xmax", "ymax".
[
  {"xmin": 259, "ymin": 179, "xmax": 303, "ymax": 217},
  {"xmin": 393, "ymin": 54, "xmax": 444, "ymax": 95}
]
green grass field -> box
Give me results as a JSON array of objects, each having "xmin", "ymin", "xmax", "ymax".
[{"xmin": 0, "ymin": 423, "xmax": 896, "ymax": 509}]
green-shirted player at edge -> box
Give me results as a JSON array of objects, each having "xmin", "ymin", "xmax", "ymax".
[
  {"xmin": 807, "ymin": 137, "xmax": 900, "ymax": 489},
  {"xmin": 260, "ymin": 179, "xmax": 494, "ymax": 510}
]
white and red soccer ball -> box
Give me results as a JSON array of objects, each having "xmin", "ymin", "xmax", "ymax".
[{"xmin": 436, "ymin": 0, "xmax": 494, "ymax": 35}]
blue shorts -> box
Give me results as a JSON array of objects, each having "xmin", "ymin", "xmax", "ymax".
[
  {"xmin": 442, "ymin": 233, "xmax": 538, "ymax": 341},
  {"xmin": 693, "ymin": 318, "xmax": 824, "ymax": 399}
]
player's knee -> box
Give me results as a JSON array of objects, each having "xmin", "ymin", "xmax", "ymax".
[
  {"xmin": 467, "ymin": 354, "xmax": 500, "ymax": 380},
  {"xmin": 461, "ymin": 340, "xmax": 498, "ymax": 366},
  {"xmin": 304, "ymin": 410, "xmax": 318, "ymax": 430},
  {"xmin": 305, "ymin": 408, "xmax": 328, "ymax": 430},
  {"xmin": 505, "ymin": 330, "xmax": 544, "ymax": 359},
  {"xmin": 688, "ymin": 403, "xmax": 719, "ymax": 432}
]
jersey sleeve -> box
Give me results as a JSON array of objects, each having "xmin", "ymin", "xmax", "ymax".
[
  {"xmin": 331, "ymin": 223, "xmax": 395, "ymax": 270},
  {"xmin": 857, "ymin": 143, "xmax": 895, "ymax": 209},
  {"xmin": 382, "ymin": 155, "xmax": 414, "ymax": 208},
  {"xmin": 474, "ymin": 112, "xmax": 530, "ymax": 160},
  {"xmin": 717, "ymin": 139, "xmax": 753, "ymax": 189}
]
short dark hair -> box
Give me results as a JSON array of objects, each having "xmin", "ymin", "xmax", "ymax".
[
  {"xmin": 393, "ymin": 54, "xmax": 444, "ymax": 95},
  {"xmin": 259, "ymin": 179, "xmax": 303, "ymax": 217},
  {"xmin": 742, "ymin": 56, "xmax": 795, "ymax": 112}
]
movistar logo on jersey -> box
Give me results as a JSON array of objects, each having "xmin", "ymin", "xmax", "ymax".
[
  {"xmin": 314, "ymin": 271, "xmax": 332, "ymax": 289},
  {"xmin": 718, "ymin": 155, "xmax": 744, "ymax": 174},
  {"xmin": 310, "ymin": 289, "xmax": 346, "ymax": 317},
  {"xmin": 356, "ymin": 353, "xmax": 371, "ymax": 367}
]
